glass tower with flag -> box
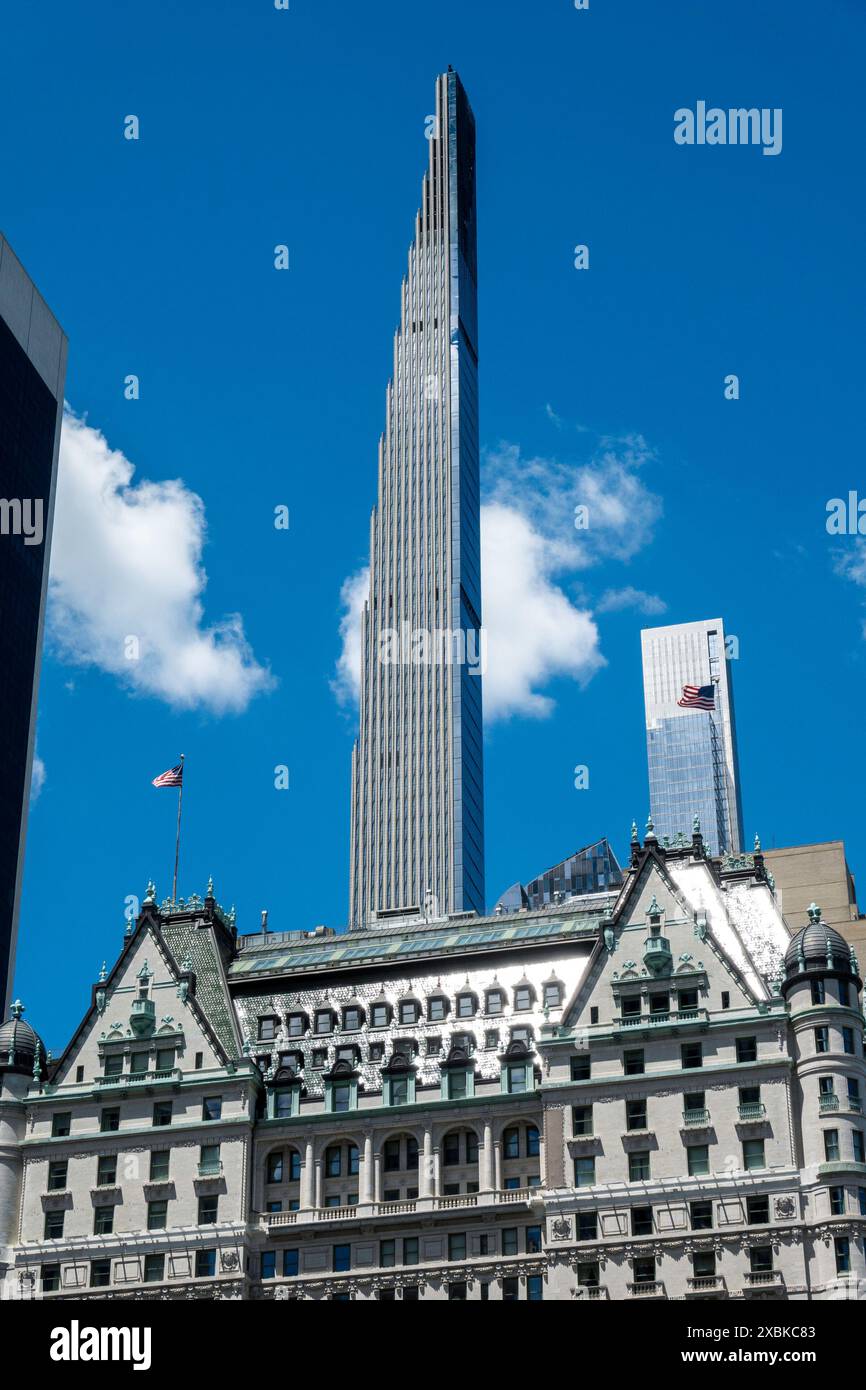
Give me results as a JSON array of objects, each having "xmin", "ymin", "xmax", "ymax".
[
  {"xmin": 349, "ymin": 70, "xmax": 485, "ymax": 931},
  {"xmin": 641, "ymin": 618, "xmax": 744, "ymax": 856}
]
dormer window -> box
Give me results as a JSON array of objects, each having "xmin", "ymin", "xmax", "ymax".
[
  {"xmin": 510, "ymin": 1026, "xmax": 533, "ymax": 1049},
  {"xmin": 428, "ymin": 995, "xmax": 449, "ymax": 1023},
  {"xmin": 286, "ymin": 1013, "xmax": 307, "ymax": 1038},
  {"xmin": 456, "ymin": 993, "xmax": 477, "ymax": 1020},
  {"xmin": 370, "ymin": 1002, "xmax": 391, "ymax": 1030},
  {"xmin": 342, "ymin": 1006, "xmax": 364, "ymax": 1033},
  {"xmin": 485, "ymin": 989, "xmax": 504, "ymax": 1016},
  {"xmin": 543, "ymin": 982, "xmax": 563, "ymax": 1010},
  {"xmin": 514, "ymin": 985, "xmax": 534, "ymax": 1012},
  {"xmin": 314, "ymin": 1010, "xmax": 334, "ymax": 1036},
  {"xmin": 258, "ymin": 1017, "xmax": 279, "ymax": 1042},
  {"xmin": 398, "ymin": 1000, "xmax": 420, "ymax": 1026}
]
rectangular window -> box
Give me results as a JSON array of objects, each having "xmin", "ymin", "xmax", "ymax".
[
  {"xmin": 456, "ymin": 995, "xmax": 476, "ymax": 1019},
  {"xmin": 195, "ymin": 1249, "xmax": 216, "ymax": 1278},
  {"xmin": 743, "ymin": 1139, "xmax": 765, "ymax": 1171},
  {"xmin": 825, "ymin": 1129, "xmax": 841, "ymax": 1162},
  {"xmin": 47, "ymin": 1160, "xmax": 68, "ymax": 1191},
  {"xmin": 859, "ymin": 1188, "xmax": 866, "ymax": 1217},
  {"xmin": 343, "ymin": 1008, "xmax": 362, "ymax": 1032},
  {"xmin": 283, "ymin": 1249, "xmax": 300, "ymax": 1278},
  {"xmin": 577, "ymin": 1261, "xmax": 599, "ymax": 1288},
  {"xmin": 399, "ymin": 1002, "xmax": 418, "ymax": 1025},
  {"xmin": 684, "ymin": 1090, "xmax": 706, "ymax": 1116},
  {"xmin": 633, "ymin": 1257, "xmax": 656, "ymax": 1286},
  {"xmin": 51, "ymin": 1112, "xmax": 71, "ymax": 1138},
  {"xmin": 315, "ymin": 1011, "xmax": 333, "ymax": 1035},
  {"xmin": 147, "ymin": 1200, "xmax": 168, "ymax": 1231},
  {"xmin": 750, "ymin": 1246, "xmax": 773, "ymax": 1274},
  {"xmin": 502, "ymin": 1277, "xmax": 520, "ymax": 1302},
  {"xmin": 514, "ymin": 987, "xmax": 532, "ymax": 1011},
  {"xmin": 448, "ymin": 1282, "xmax": 467, "ymax": 1301},
  {"xmin": 507, "ymin": 1065, "xmax": 528, "ymax": 1094},
  {"xmin": 97, "ymin": 1155, "xmax": 117, "ymax": 1187},
  {"xmin": 44, "ymin": 1210, "xmax": 64, "ymax": 1239},
  {"xmin": 428, "ymin": 998, "xmax": 447, "ymax": 1022},
  {"xmin": 739, "ymin": 1085, "xmax": 761, "ymax": 1107},
  {"xmin": 624, "ymin": 1049, "xmax": 644, "ymax": 1076},
  {"xmin": 830, "ymin": 1186, "xmax": 846, "ymax": 1216},
  {"xmin": 259, "ymin": 1017, "xmax": 278, "ymax": 1041},
  {"xmin": 90, "ymin": 1259, "xmax": 112, "ymax": 1288},
  {"xmin": 721, "ymin": 992, "xmax": 730, "ymax": 1010},
  {"xmin": 815, "ymin": 1027, "xmax": 830, "ymax": 1055},
  {"xmin": 332, "ymin": 1084, "xmax": 352, "ymax": 1113},
  {"xmin": 202, "ymin": 1097, "xmax": 222, "ymax": 1122},
  {"xmin": 486, "ymin": 991, "xmax": 503, "ymax": 1016},
  {"xmin": 526, "ymin": 1224, "xmax": 543, "ymax": 1254},
  {"xmin": 403, "ymin": 1237, "xmax": 419, "ymax": 1266},
  {"xmin": 502, "ymin": 1228, "xmax": 518, "ymax": 1256},
  {"xmin": 649, "ymin": 993, "xmax": 669, "ymax": 1016},
  {"xmin": 690, "ymin": 1200, "xmax": 713, "ymax": 1230},
  {"xmin": 693, "ymin": 1251, "xmax": 716, "ymax": 1279},
  {"xmin": 100, "ymin": 1108, "xmax": 120, "ymax": 1133},
  {"xmin": 848, "ymin": 1078, "xmax": 861, "ymax": 1108},
  {"xmin": 854, "ymin": 1132, "xmax": 865, "ymax": 1163},
  {"xmin": 812, "ymin": 980, "xmax": 826, "ymax": 1005},
  {"xmin": 391, "ymin": 1076, "xmax": 409, "ymax": 1105},
  {"xmin": 621, "ymin": 996, "xmax": 642, "ymax": 1019},
  {"xmin": 326, "ymin": 1146, "xmax": 342, "ymax": 1178},
  {"xmin": 543, "ymin": 983, "xmax": 562, "ymax": 1009},
  {"xmin": 200, "ymin": 1144, "xmax": 221, "ymax": 1175},
  {"xmin": 678, "ymin": 989, "xmax": 699, "ymax": 1012},
  {"xmin": 149, "ymin": 1150, "xmax": 170, "ymax": 1182},
  {"xmin": 143, "ymin": 1254, "xmax": 164, "ymax": 1284},
  {"xmin": 574, "ymin": 1157, "xmax": 596, "ymax": 1188},
  {"xmin": 631, "ymin": 1206, "xmax": 653, "ymax": 1236},
  {"xmin": 130, "ymin": 1051, "xmax": 148, "ymax": 1075},
  {"xmin": 448, "ymin": 1233, "xmax": 466, "ymax": 1262},
  {"xmin": 152, "ymin": 1101, "xmax": 172, "ymax": 1127},
  {"xmin": 198, "ymin": 1195, "xmax": 218, "ymax": 1225},
  {"xmin": 267, "ymin": 1152, "xmax": 284, "ymax": 1184},
  {"xmin": 835, "ymin": 1237, "xmax": 851, "ymax": 1274},
  {"xmin": 681, "ymin": 1042, "xmax": 703, "ymax": 1070},
  {"xmin": 156, "ymin": 1047, "xmax": 175, "ymax": 1071},
  {"xmin": 626, "ymin": 1099, "xmax": 648, "ymax": 1131},
  {"xmin": 736, "ymin": 1037, "xmax": 758, "ymax": 1064},
  {"xmin": 572, "ymin": 1106, "xmax": 592, "ymax": 1137},
  {"xmin": 687, "ymin": 1145, "xmax": 710, "ymax": 1177},
  {"xmin": 843, "ymin": 1028, "xmax": 856, "ymax": 1056},
  {"xmin": 747, "ymin": 1195, "xmax": 769, "ymax": 1225},
  {"xmin": 287, "ymin": 1014, "xmax": 305, "ymax": 1037},
  {"xmin": 261, "ymin": 1252, "xmax": 277, "ymax": 1280},
  {"xmin": 93, "ymin": 1205, "xmax": 114, "ymax": 1235},
  {"xmin": 568, "ymin": 1211, "xmax": 594, "ymax": 1244},
  {"xmin": 380, "ymin": 1240, "xmax": 396, "ymax": 1268},
  {"xmin": 527, "ymin": 1275, "xmax": 544, "ymax": 1301},
  {"xmin": 839, "ymin": 982, "xmax": 851, "ymax": 1008},
  {"xmin": 571, "ymin": 1055, "xmax": 591, "ymax": 1081},
  {"xmin": 629, "ymin": 1151, "xmax": 651, "ymax": 1181},
  {"xmin": 104, "ymin": 1055, "xmax": 123, "ymax": 1077},
  {"xmin": 333, "ymin": 1244, "xmax": 352, "ymax": 1274}
]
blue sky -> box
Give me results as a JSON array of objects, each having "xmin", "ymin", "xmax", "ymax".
[{"xmin": 4, "ymin": 0, "xmax": 866, "ymax": 1048}]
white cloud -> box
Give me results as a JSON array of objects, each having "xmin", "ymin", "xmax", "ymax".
[
  {"xmin": 48, "ymin": 411, "xmax": 273, "ymax": 715},
  {"xmin": 334, "ymin": 435, "xmax": 662, "ymax": 723},
  {"xmin": 481, "ymin": 502, "xmax": 604, "ymax": 719},
  {"xmin": 834, "ymin": 540, "xmax": 866, "ymax": 588},
  {"xmin": 332, "ymin": 567, "xmax": 369, "ymax": 706},
  {"xmin": 597, "ymin": 586, "xmax": 668, "ymax": 616},
  {"xmin": 30, "ymin": 754, "xmax": 46, "ymax": 803}
]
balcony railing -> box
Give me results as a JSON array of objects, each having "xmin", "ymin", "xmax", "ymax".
[
  {"xmin": 737, "ymin": 1103, "xmax": 767, "ymax": 1122},
  {"xmin": 745, "ymin": 1270, "xmax": 783, "ymax": 1287},
  {"xmin": 197, "ymin": 1160, "xmax": 223, "ymax": 1178},
  {"xmin": 619, "ymin": 1009, "xmax": 709, "ymax": 1032},
  {"xmin": 628, "ymin": 1281, "xmax": 664, "ymax": 1298},
  {"xmin": 688, "ymin": 1275, "xmax": 724, "ymax": 1292},
  {"xmin": 819, "ymin": 1094, "xmax": 840, "ymax": 1113},
  {"xmin": 682, "ymin": 1109, "xmax": 711, "ymax": 1127},
  {"xmin": 576, "ymin": 1285, "xmax": 607, "ymax": 1300},
  {"xmin": 847, "ymin": 1097, "xmax": 864, "ymax": 1114},
  {"xmin": 97, "ymin": 1068, "xmax": 179, "ymax": 1087}
]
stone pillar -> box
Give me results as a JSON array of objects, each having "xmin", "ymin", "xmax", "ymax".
[
  {"xmin": 432, "ymin": 1145, "xmax": 440, "ymax": 1198},
  {"xmin": 362, "ymin": 1132, "xmax": 374, "ymax": 1204},
  {"xmin": 314, "ymin": 1159, "xmax": 323, "ymax": 1209},
  {"xmin": 301, "ymin": 1140, "xmax": 315, "ymax": 1210},
  {"xmin": 373, "ymin": 1152, "xmax": 382, "ymax": 1204},
  {"xmin": 494, "ymin": 1140, "xmax": 503, "ymax": 1193},
  {"xmin": 482, "ymin": 1122, "xmax": 494, "ymax": 1191},
  {"xmin": 420, "ymin": 1128, "xmax": 433, "ymax": 1198}
]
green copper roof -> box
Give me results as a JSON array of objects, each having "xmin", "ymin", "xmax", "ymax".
[{"xmin": 227, "ymin": 911, "xmax": 605, "ymax": 980}]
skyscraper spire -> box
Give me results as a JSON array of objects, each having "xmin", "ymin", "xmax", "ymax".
[{"xmin": 349, "ymin": 71, "xmax": 485, "ymax": 930}]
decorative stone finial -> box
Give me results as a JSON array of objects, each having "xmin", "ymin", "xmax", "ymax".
[
  {"xmin": 645, "ymin": 814, "xmax": 656, "ymax": 837},
  {"xmin": 807, "ymin": 903, "xmax": 822, "ymax": 925},
  {"xmin": 631, "ymin": 821, "xmax": 639, "ymax": 842},
  {"xmin": 206, "ymin": 875, "xmax": 214, "ymax": 899},
  {"xmin": 124, "ymin": 919, "xmax": 133, "ymax": 938},
  {"xmin": 98, "ymin": 962, "xmax": 107, "ymax": 983},
  {"xmin": 693, "ymin": 815, "xmax": 701, "ymax": 835},
  {"xmin": 754, "ymin": 834, "xmax": 762, "ymax": 853},
  {"xmin": 144, "ymin": 880, "xmax": 156, "ymax": 905},
  {"xmin": 10, "ymin": 1000, "xmax": 24, "ymax": 1022}
]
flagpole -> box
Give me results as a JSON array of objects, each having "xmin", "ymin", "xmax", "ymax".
[{"xmin": 172, "ymin": 754, "xmax": 185, "ymax": 905}]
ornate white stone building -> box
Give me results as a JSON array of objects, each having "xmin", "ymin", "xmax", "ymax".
[{"xmin": 2, "ymin": 825, "xmax": 865, "ymax": 1301}]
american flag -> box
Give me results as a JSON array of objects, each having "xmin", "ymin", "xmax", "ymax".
[
  {"xmin": 152, "ymin": 763, "xmax": 184, "ymax": 789},
  {"xmin": 677, "ymin": 684, "xmax": 716, "ymax": 711}
]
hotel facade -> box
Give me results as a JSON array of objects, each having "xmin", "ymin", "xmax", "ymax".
[{"xmin": 3, "ymin": 827, "xmax": 866, "ymax": 1302}]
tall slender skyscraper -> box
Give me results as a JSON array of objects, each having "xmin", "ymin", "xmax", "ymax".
[
  {"xmin": 641, "ymin": 618, "xmax": 744, "ymax": 856},
  {"xmin": 0, "ymin": 235, "xmax": 67, "ymax": 1012},
  {"xmin": 349, "ymin": 71, "xmax": 485, "ymax": 930}
]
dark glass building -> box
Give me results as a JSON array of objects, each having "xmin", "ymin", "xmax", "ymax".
[
  {"xmin": 0, "ymin": 235, "xmax": 67, "ymax": 1013},
  {"xmin": 494, "ymin": 839, "xmax": 624, "ymax": 914}
]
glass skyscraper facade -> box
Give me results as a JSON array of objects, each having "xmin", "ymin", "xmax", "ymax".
[
  {"xmin": 494, "ymin": 839, "xmax": 623, "ymax": 915},
  {"xmin": 641, "ymin": 618, "xmax": 744, "ymax": 856},
  {"xmin": 349, "ymin": 72, "xmax": 484, "ymax": 930},
  {"xmin": 0, "ymin": 236, "xmax": 67, "ymax": 1012}
]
